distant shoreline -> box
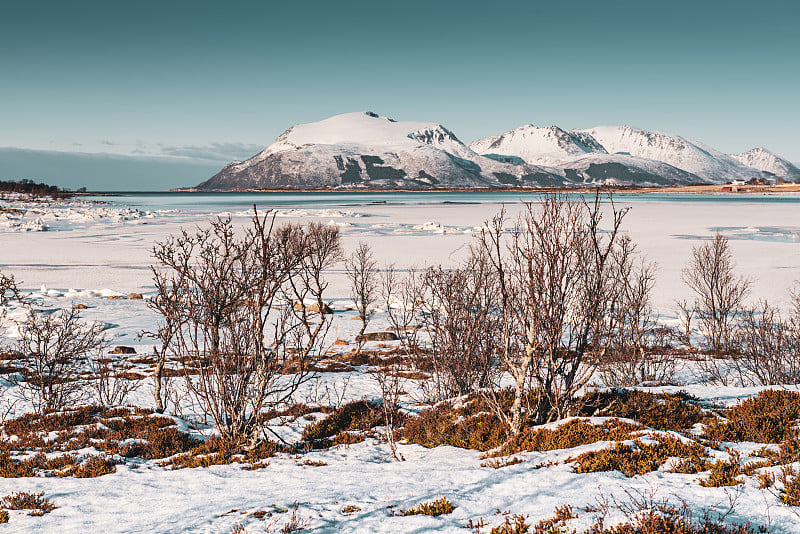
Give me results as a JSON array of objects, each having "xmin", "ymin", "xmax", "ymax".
[{"xmin": 167, "ymin": 183, "xmax": 800, "ymax": 195}]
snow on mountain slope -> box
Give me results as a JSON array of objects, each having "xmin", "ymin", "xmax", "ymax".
[
  {"xmin": 581, "ymin": 125, "xmax": 757, "ymax": 183},
  {"xmin": 558, "ymin": 153, "xmax": 702, "ymax": 186},
  {"xmin": 468, "ymin": 124, "xmax": 703, "ymax": 185},
  {"xmin": 731, "ymin": 147, "xmax": 800, "ymax": 180},
  {"xmin": 198, "ymin": 113, "xmax": 793, "ymax": 191},
  {"xmin": 198, "ymin": 112, "xmax": 564, "ymax": 190},
  {"xmin": 469, "ymin": 125, "xmax": 607, "ymax": 166}
]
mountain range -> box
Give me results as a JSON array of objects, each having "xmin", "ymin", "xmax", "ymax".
[{"xmin": 196, "ymin": 112, "xmax": 800, "ymax": 190}]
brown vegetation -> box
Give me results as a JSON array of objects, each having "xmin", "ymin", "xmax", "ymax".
[
  {"xmin": 396, "ymin": 497, "xmax": 455, "ymax": 517},
  {"xmin": 703, "ymin": 389, "xmax": 800, "ymax": 444}
]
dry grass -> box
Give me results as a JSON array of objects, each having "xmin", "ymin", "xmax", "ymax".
[{"xmin": 395, "ymin": 497, "xmax": 455, "ymax": 517}]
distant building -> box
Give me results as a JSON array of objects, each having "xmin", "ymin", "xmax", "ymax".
[{"xmin": 731, "ymin": 179, "xmax": 746, "ymax": 186}]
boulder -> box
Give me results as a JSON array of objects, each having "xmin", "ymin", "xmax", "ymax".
[
  {"xmin": 74, "ymin": 303, "xmax": 88, "ymax": 310},
  {"xmin": 111, "ymin": 346, "xmax": 137, "ymax": 355},
  {"xmin": 355, "ymin": 331, "xmax": 399, "ymax": 343},
  {"xmin": 127, "ymin": 293, "xmax": 144, "ymax": 300},
  {"xmin": 293, "ymin": 301, "xmax": 333, "ymax": 315}
]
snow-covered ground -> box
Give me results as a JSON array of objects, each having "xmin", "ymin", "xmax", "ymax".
[{"xmin": 2, "ymin": 192, "xmax": 800, "ymax": 532}]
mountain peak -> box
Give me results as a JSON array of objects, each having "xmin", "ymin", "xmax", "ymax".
[
  {"xmin": 732, "ymin": 147, "xmax": 800, "ymax": 177},
  {"xmin": 469, "ymin": 124, "xmax": 604, "ymax": 165}
]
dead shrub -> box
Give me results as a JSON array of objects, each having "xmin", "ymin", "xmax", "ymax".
[
  {"xmin": 475, "ymin": 194, "xmax": 631, "ymax": 434},
  {"xmin": 152, "ymin": 211, "xmax": 341, "ymax": 441},
  {"xmin": 682, "ymin": 232, "xmax": 752, "ymax": 354},
  {"xmin": 481, "ymin": 456, "xmax": 525, "ymax": 469},
  {"xmin": 732, "ymin": 301, "xmax": 800, "ymax": 386},
  {"xmin": 15, "ymin": 305, "xmax": 106, "ymax": 413}
]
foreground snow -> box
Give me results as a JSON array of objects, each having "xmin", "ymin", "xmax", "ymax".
[{"xmin": 2, "ymin": 192, "xmax": 800, "ymax": 532}]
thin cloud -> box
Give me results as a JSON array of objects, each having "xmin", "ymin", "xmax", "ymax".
[{"xmin": 158, "ymin": 142, "xmax": 264, "ymax": 162}]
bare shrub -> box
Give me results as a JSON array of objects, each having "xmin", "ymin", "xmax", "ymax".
[
  {"xmin": 88, "ymin": 353, "xmax": 139, "ymax": 406},
  {"xmin": 476, "ymin": 193, "xmax": 629, "ymax": 433},
  {"xmin": 151, "ymin": 210, "xmax": 341, "ymax": 441},
  {"xmin": 381, "ymin": 266, "xmax": 425, "ymax": 359},
  {"xmin": 729, "ymin": 300, "xmax": 800, "ymax": 386},
  {"xmin": 598, "ymin": 238, "xmax": 676, "ymax": 387},
  {"xmin": 675, "ymin": 298, "xmax": 695, "ymax": 350},
  {"xmin": 16, "ymin": 305, "xmax": 105, "ymax": 413},
  {"xmin": 0, "ymin": 269, "xmax": 21, "ymax": 332},
  {"xmin": 420, "ymin": 247, "xmax": 498, "ymax": 398},
  {"xmin": 143, "ymin": 267, "xmax": 186, "ymax": 413},
  {"xmin": 0, "ymin": 270, "xmax": 20, "ymax": 307},
  {"xmin": 682, "ymin": 233, "xmax": 751, "ymax": 353},
  {"xmin": 372, "ymin": 364, "xmax": 405, "ymax": 461},
  {"xmin": 345, "ymin": 241, "xmax": 378, "ymax": 354}
]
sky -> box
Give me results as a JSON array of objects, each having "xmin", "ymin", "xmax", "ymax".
[{"xmin": 0, "ymin": 0, "xmax": 798, "ymax": 190}]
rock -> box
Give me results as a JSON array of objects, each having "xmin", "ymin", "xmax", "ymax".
[
  {"xmin": 355, "ymin": 331, "xmax": 399, "ymax": 342},
  {"xmin": 111, "ymin": 346, "xmax": 137, "ymax": 354},
  {"xmin": 293, "ymin": 301, "xmax": 334, "ymax": 315},
  {"xmin": 74, "ymin": 304, "xmax": 88, "ymax": 310},
  {"xmin": 127, "ymin": 293, "xmax": 144, "ymax": 300},
  {"xmin": 333, "ymin": 339, "xmax": 350, "ymax": 346}
]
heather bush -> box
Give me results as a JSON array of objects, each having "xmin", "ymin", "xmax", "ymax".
[
  {"xmin": 494, "ymin": 418, "xmax": 643, "ymax": 457},
  {"xmin": 572, "ymin": 435, "xmax": 708, "ymax": 476},
  {"xmin": 2, "ymin": 491, "xmax": 56, "ymax": 516},
  {"xmin": 703, "ymin": 389, "xmax": 800, "ymax": 443},
  {"xmin": 698, "ymin": 457, "xmax": 744, "ymax": 487},
  {"xmin": 0, "ymin": 405, "xmax": 200, "ymax": 477},
  {"xmin": 402, "ymin": 402, "xmax": 506, "ymax": 452},
  {"xmin": 581, "ymin": 389, "xmax": 703, "ymax": 432},
  {"xmin": 300, "ymin": 400, "xmax": 389, "ymax": 443}
]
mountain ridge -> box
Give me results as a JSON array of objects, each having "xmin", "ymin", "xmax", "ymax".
[{"xmin": 196, "ymin": 112, "xmax": 798, "ymax": 190}]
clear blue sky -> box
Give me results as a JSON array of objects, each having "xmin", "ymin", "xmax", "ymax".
[{"xmin": 1, "ymin": 0, "xmax": 798, "ymax": 190}]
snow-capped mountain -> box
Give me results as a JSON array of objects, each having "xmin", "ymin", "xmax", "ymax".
[
  {"xmin": 579, "ymin": 126, "xmax": 757, "ymax": 183},
  {"xmin": 197, "ymin": 113, "xmax": 793, "ymax": 190},
  {"xmin": 731, "ymin": 147, "xmax": 800, "ymax": 180},
  {"xmin": 197, "ymin": 112, "xmax": 549, "ymax": 190},
  {"xmin": 468, "ymin": 125, "xmax": 607, "ymax": 166}
]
